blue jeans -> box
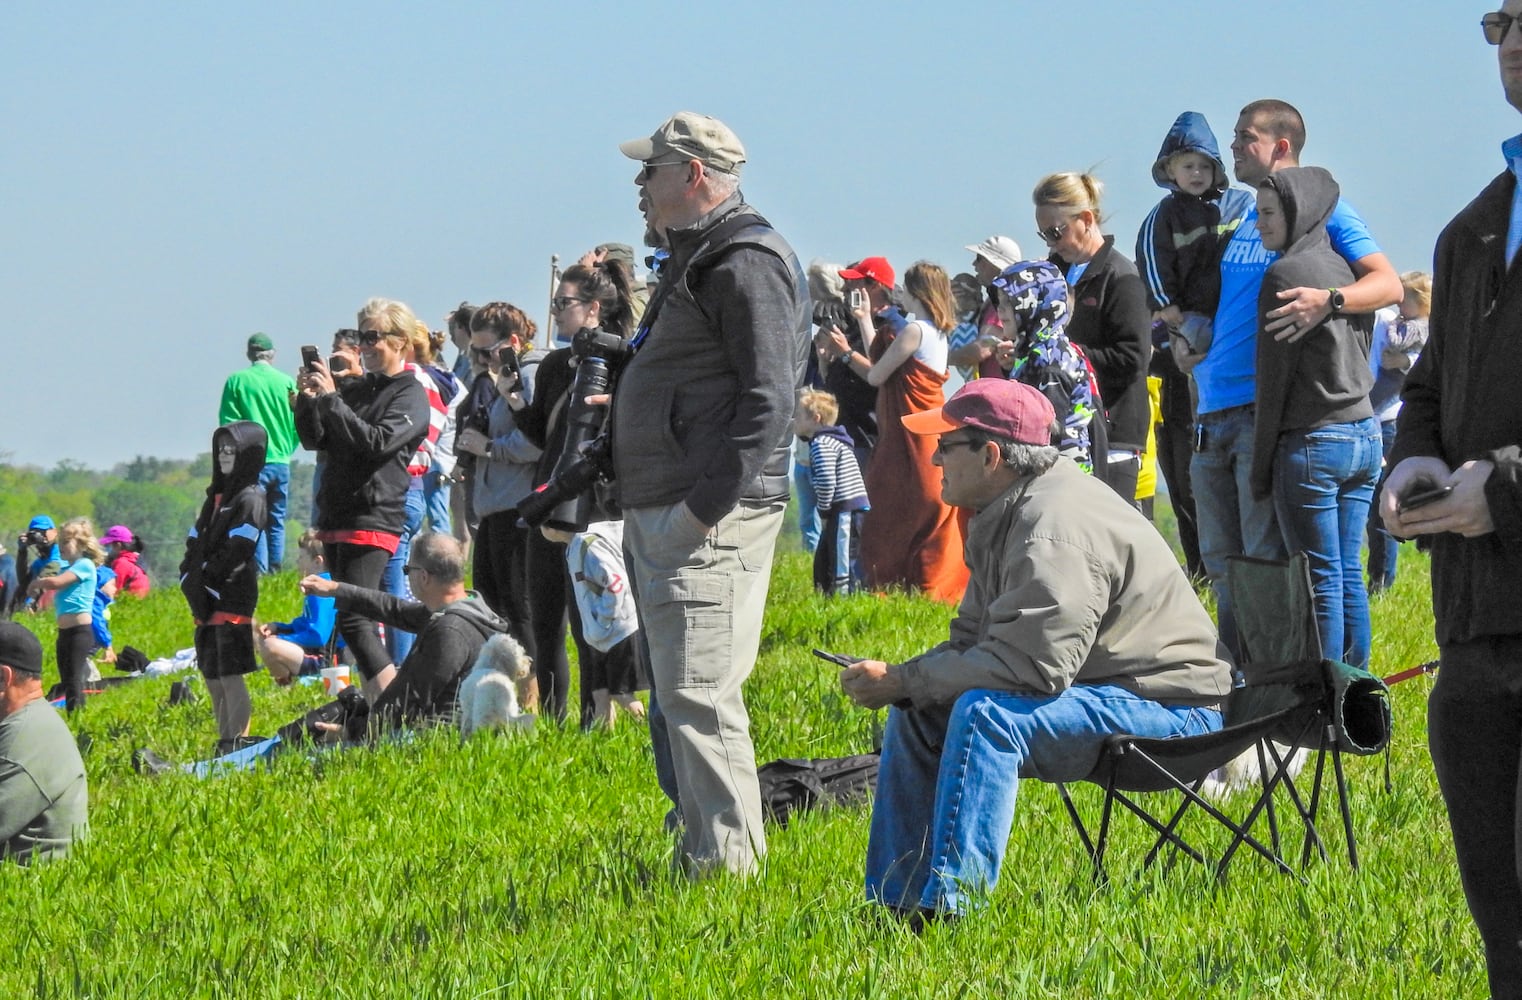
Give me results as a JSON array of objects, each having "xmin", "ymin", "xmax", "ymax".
[
  {"xmin": 1365, "ymin": 420, "xmax": 1399, "ymax": 591},
  {"xmin": 1190, "ymin": 405, "xmax": 1286, "ymax": 657},
  {"xmin": 256, "ymin": 462, "xmax": 290, "ymax": 573},
  {"xmin": 866, "ymin": 685, "xmax": 1222, "ymax": 915},
  {"xmin": 423, "ymin": 469, "xmax": 453, "ymax": 534},
  {"xmin": 381, "ymin": 480, "xmax": 427, "ymax": 663},
  {"xmin": 793, "ymin": 460, "xmax": 820, "ymax": 553},
  {"xmin": 1272, "ymin": 417, "xmax": 1382, "ymax": 668}
]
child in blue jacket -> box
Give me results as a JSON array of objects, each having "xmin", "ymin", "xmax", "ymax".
[{"xmin": 255, "ymin": 531, "xmax": 340, "ymax": 684}]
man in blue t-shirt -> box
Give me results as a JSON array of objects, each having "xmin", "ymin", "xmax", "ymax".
[{"xmin": 1182, "ymin": 99, "xmax": 1402, "ymax": 654}]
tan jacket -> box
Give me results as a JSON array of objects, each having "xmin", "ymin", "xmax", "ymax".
[{"xmin": 898, "ymin": 459, "xmax": 1233, "ymax": 709}]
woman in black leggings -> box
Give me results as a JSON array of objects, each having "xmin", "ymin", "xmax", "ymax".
[{"xmin": 295, "ymin": 298, "xmax": 431, "ymax": 697}]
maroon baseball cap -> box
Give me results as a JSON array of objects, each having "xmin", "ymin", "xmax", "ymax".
[
  {"xmin": 838, "ymin": 256, "xmax": 895, "ymax": 288},
  {"xmin": 902, "ymin": 378, "xmax": 1057, "ymax": 446}
]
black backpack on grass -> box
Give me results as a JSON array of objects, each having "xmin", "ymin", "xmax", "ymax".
[{"xmin": 757, "ymin": 752, "xmax": 880, "ymax": 828}]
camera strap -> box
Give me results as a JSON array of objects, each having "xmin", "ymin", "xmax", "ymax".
[{"xmin": 629, "ymin": 210, "xmax": 772, "ymax": 353}]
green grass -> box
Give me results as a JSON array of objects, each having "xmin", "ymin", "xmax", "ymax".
[{"xmin": 1, "ymin": 543, "xmax": 1467, "ymax": 999}]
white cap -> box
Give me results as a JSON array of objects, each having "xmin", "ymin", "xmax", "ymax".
[{"xmin": 964, "ymin": 235, "xmax": 1024, "ymax": 271}]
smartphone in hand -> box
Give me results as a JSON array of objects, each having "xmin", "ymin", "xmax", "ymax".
[
  {"xmin": 848, "ymin": 289, "xmax": 865, "ymax": 310},
  {"xmin": 812, "ymin": 649, "xmax": 860, "ymax": 668},
  {"xmin": 1399, "ymin": 482, "xmax": 1454, "ymax": 512},
  {"xmin": 300, "ymin": 345, "xmax": 322, "ymax": 372}
]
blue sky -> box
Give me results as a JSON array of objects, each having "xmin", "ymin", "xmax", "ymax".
[{"xmin": 3, "ymin": 1, "xmax": 1509, "ymax": 469}]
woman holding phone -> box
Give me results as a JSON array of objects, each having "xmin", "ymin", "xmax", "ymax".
[{"xmin": 295, "ymin": 298, "xmax": 431, "ymax": 697}]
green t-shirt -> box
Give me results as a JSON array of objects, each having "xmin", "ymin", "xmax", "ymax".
[
  {"xmin": 219, "ymin": 361, "xmax": 299, "ymax": 464},
  {"xmin": 0, "ymin": 697, "xmax": 89, "ymax": 865}
]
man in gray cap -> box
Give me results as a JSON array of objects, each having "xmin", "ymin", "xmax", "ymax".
[
  {"xmin": 0, "ymin": 621, "xmax": 88, "ymax": 864},
  {"xmin": 611, "ymin": 111, "xmax": 810, "ymax": 876},
  {"xmin": 219, "ymin": 332, "xmax": 299, "ymax": 573}
]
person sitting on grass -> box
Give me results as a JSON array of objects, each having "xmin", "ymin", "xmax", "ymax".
[
  {"xmin": 135, "ymin": 532, "xmax": 511, "ymax": 776},
  {"xmin": 0, "ymin": 621, "xmax": 88, "ymax": 864},
  {"xmin": 255, "ymin": 531, "xmax": 340, "ymax": 685},
  {"xmin": 837, "ymin": 377, "xmax": 1232, "ymax": 925}
]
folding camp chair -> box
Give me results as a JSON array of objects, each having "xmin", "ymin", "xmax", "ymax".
[{"xmin": 1055, "ymin": 553, "xmax": 1392, "ymax": 883}]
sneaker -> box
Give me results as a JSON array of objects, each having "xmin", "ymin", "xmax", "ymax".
[{"xmin": 131, "ymin": 748, "xmax": 175, "ymax": 777}]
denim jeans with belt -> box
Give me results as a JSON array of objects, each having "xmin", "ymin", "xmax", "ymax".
[
  {"xmin": 1189, "ymin": 404, "xmax": 1286, "ymax": 656},
  {"xmin": 1271, "ymin": 416, "xmax": 1382, "ymax": 667},
  {"xmin": 866, "ymin": 685, "xmax": 1221, "ymax": 915}
]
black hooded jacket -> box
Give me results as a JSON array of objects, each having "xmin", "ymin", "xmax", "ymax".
[
  {"xmin": 181, "ymin": 421, "xmax": 268, "ymax": 620},
  {"xmin": 1250, "ymin": 166, "xmax": 1374, "ymax": 499},
  {"xmin": 1055, "ymin": 236, "xmax": 1153, "ymax": 452}
]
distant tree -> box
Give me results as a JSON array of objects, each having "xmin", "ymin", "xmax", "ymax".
[{"xmin": 93, "ymin": 480, "xmax": 201, "ymax": 579}]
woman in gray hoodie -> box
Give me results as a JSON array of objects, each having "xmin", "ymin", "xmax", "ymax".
[{"xmin": 1250, "ymin": 166, "xmax": 1379, "ymax": 668}]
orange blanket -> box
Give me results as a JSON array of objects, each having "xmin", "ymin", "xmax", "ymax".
[{"xmin": 860, "ymin": 347, "xmax": 968, "ymax": 605}]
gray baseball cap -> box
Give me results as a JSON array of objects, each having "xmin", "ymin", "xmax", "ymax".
[{"xmin": 620, "ymin": 112, "xmax": 746, "ymax": 174}]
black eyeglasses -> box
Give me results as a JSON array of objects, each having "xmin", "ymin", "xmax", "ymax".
[
  {"xmin": 1484, "ymin": 11, "xmax": 1518, "ymax": 44},
  {"xmin": 1036, "ymin": 222, "xmax": 1070, "ymax": 244},
  {"xmin": 403, "ymin": 563, "xmax": 425, "ymax": 575},
  {"xmin": 358, "ymin": 330, "xmax": 386, "ymax": 346},
  {"xmin": 935, "ymin": 436, "xmax": 984, "ymax": 457},
  {"xmin": 552, "ymin": 296, "xmax": 590, "ymax": 312}
]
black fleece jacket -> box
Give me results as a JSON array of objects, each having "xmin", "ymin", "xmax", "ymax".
[
  {"xmin": 295, "ymin": 369, "xmax": 429, "ymax": 535},
  {"xmin": 1250, "ymin": 167, "xmax": 1373, "ymax": 499},
  {"xmin": 1392, "ymin": 169, "xmax": 1522, "ymax": 645}
]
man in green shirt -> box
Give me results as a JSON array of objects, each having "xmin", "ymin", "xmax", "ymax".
[
  {"xmin": 219, "ymin": 332, "xmax": 299, "ymax": 572},
  {"xmin": 0, "ymin": 622, "xmax": 88, "ymax": 864}
]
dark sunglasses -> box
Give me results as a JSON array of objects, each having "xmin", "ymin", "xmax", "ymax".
[
  {"xmin": 1036, "ymin": 221, "xmax": 1070, "ymax": 244},
  {"xmin": 551, "ymin": 296, "xmax": 590, "ymax": 312},
  {"xmin": 358, "ymin": 330, "xmax": 387, "ymax": 346},
  {"xmin": 934, "ymin": 436, "xmax": 984, "ymax": 457},
  {"xmin": 1484, "ymin": 11, "xmax": 1518, "ymax": 44},
  {"xmin": 471, "ymin": 341, "xmax": 510, "ymax": 359}
]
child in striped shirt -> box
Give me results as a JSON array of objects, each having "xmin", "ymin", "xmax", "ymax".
[{"xmin": 795, "ymin": 389, "xmax": 869, "ymax": 595}]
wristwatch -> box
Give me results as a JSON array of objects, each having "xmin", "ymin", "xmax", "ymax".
[{"xmin": 1327, "ymin": 287, "xmax": 1346, "ymax": 314}]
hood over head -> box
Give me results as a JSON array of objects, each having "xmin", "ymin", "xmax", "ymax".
[
  {"xmin": 1152, "ymin": 111, "xmax": 1229, "ymax": 195},
  {"xmin": 991, "ymin": 260, "xmax": 1071, "ymax": 347},
  {"xmin": 211, "ymin": 421, "xmax": 268, "ymax": 497},
  {"xmin": 1260, "ymin": 166, "xmax": 1340, "ymax": 255}
]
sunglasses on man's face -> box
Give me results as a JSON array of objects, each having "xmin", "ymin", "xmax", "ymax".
[{"xmin": 1484, "ymin": 11, "xmax": 1519, "ymax": 44}]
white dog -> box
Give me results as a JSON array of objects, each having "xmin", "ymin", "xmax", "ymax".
[{"xmin": 458, "ymin": 633, "xmax": 535, "ymax": 738}]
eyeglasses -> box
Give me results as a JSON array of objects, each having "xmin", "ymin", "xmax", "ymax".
[
  {"xmin": 1484, "ymin": 11, "xmax": 1518, "ymax": 44},
  {"xmin": 552, "ymin": 296, "xmax": 590, "ymax": 312},
  {"xmin": 1036, "ymin": 221, "xmax": 1070, "ymax": 244},
  {"xmin": 642, "ymin": 156, "xmax": 690, "ymax": 172},
  {"xmin": 935, "ymin": 436, "xmax": 984, "ymax": 457},
  {"xmin": 358, "ymin": 330, "xmax": 387, "ymax": 346}
]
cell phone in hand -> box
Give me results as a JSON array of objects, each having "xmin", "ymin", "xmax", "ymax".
[
  {"xmin": 496, "ymin": 344, "xmax": 521, "ymax": 382},
  {"xmin": 300, "ymin": 345, "xmax": 322, "ymax": 372},
  {"xmin": 1399, "ymin": 482, "xmax": 1454, "ymax": 512},
  {"xmin": 849, "ymin": 289, "xmax": 865, "ymax": 310},
  {"xmin": 812, "ymin": 648, "xmax": 860, "ymax": 668}
]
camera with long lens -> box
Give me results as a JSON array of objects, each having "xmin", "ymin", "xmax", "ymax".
[{"xmin": 516, "ymin": 326, "xmax": 632, "ymax": 531}]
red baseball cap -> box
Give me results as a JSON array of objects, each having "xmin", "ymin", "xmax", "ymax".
[
  {"xmin": 838, "ymin": 256, "xmax": 895, "ymax": 288},
  {"xmin": 902, "ymin": 378, "xmax": 1057, "ymax": 446}
]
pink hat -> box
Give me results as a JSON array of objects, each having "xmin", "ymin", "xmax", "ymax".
[
  {"xmin": 99, "ymin": 525, "xmax": 134, "ymax": 546},
  {"xmin": 901, "ymin": 378, "xmax": 1056, "ymax": 446}
]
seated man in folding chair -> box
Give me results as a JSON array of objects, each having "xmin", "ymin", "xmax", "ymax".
[{"xmin": 838, "ymin": 378, "xmax": 1234, "ymax": 924}]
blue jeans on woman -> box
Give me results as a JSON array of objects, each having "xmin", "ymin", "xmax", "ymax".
[
  {"xmin": 381, "ymin": 479, "xmax": 427, "ymax": 664},
  {"xmin": 1365, "ymin": 419, "xmax": 1400, "ymax": 592},
  {"xmin": 1271, "ymin": 416, "xmax": 1382, "ymax": 668},
  {"xmin": 866, "ymin": 685, "xmax": 1222, "ymax": 915}
]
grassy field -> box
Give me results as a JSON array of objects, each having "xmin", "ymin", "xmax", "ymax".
[{"xmin": 0, "ymin": 536, "xmax": 1468, "ymax": 998}]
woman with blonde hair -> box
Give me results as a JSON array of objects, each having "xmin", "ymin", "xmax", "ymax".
[
  {"xmin": 821, "ymin": 259, "xmax": 967, "ymax": 603},
  {"xmin": 26, "ymin": 517, "xmax": 105, "ymax": 712},
  {"xmin": 295, "ymin": 297, "xmax": 432, "ymax": 697},
  {"xmin": 1034, "ymin": 171, "xmax": 1153, "ymax": 508}
]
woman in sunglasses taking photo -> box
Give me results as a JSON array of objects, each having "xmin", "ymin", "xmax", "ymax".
[{"xmin": 295, "ymin": 297, "xmax": 432, "ymax": 699}]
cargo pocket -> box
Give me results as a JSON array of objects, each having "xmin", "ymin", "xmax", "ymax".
[{"xmin": 646, "ymin": 572, "xmax": 733, "ymax": 690}]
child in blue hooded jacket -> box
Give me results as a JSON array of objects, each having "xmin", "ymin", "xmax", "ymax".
[{"xmin": 1135, "ymin": 111, "xmax": 1255, "ymax": 355}]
